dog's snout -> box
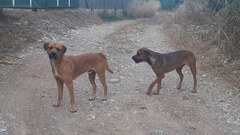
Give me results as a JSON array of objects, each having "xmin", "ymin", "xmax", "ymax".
[
  {"xmin": 49, "ymin": 52, "xmax": 58, "ymax": 60},
  {"xmin": 132, "ymin": 55, "xmax": 141, "ymax": 63},
  {"xmin": 132, "ymin": 55, "xmax": 136, "ymax": 60},
  {"xmin": 132, "ymin": 55, "xmax": 137, "ymax": 62}
]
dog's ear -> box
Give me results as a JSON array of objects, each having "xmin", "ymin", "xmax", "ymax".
[
  {"xmin": 62, "ymin": 45, "xmax": 67, "ymax": 54},
  {"xmin": 144, "ymin": 49, "xmax": 151, "ymax": 56},
  {"xmin": 43, "ymin": 43, "xmax": 49, "ymax": 51}
]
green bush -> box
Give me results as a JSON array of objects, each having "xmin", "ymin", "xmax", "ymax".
[
  {"xmin": 160, "ymin": 0, "xmax": 183, "ymax": 10},
  {"xmin": 98, "ymin": 10, "xmax": 123, "ymax": 21},
  {"xmin": 217, "ymin": 0, "xmax": 240, "ymax": 56},
  {"xmin": 208, "ymin": 0, "xmax": 226, "ymax": 12},
  {"xmin": 124, "ymin": 0, "xmax": 160, "ymax": 18}
]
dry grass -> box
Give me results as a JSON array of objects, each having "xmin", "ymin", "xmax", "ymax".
[
  {"xmin": 149, "ymin": 0, "xmax": 240, "ymax": 89},
  {"xmin": 0, "ymin": 9, "xmax": 102, "ymax": 58},
  {"xmin": 173, "ymin": 0, "xmax": 209, "ymax": 24},
  {"xmin": 124, "ymin": 0, "xmax": 160, "ymax": 18}
]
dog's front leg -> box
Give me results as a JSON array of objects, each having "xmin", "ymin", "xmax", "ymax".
[
  {"xmin": 53, "ymin": 79, "xmax": 63, "ymax": 107},
  {"xmin": 152, "ymin": 81, "xmax": 162, "ymax": 95},
  {"xmin": 66, "ymin": 82, "xmax": 77, "ymax": 112},
  {"xmin": 146, "ymin": 74, "xmax": 164, "ymax": 95}
]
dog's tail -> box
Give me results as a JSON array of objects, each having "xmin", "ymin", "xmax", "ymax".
[{"xmin": 99, "ymin": 53, "xmax": 113, "ymax": 74}]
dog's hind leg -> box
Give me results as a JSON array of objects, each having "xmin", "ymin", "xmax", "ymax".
[
  {"xmin": 189, "ymin": 61, "xmax": 197, "ymax": 93},
  {"xmin": 96, "ymin": 70, "xmax": 108, "ymax": 101},
  {"xmin": 88, "ymin": 70, "xmax": 97, "ymax": 101},
  {"xmin": 176, "ymin": 64, "xmax": 185, "ymax": 89}
]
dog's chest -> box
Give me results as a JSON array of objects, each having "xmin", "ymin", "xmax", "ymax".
[{"xmin": 50, "ymin": 60, "xmax": 61, "ymax": 79}]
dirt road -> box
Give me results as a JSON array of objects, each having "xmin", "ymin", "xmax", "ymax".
[{"xmin": 0, "ymin": 20, "xmax": 239, "ymax": 135}]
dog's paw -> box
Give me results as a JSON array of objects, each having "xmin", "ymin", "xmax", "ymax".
[
  {"xmin": 145, "ymin": 92, "xmax": 151, "ymax": 95},
  {"xmin": 152, "ymin": 91, "xmax": 159, "ymax": 95},
  {"xmin": 102, "ymin": 98, "xmax": 107, "ymax": 101},
  {"xmin": 176, "ymin": 83, "xmax": 182, "ymax": 89},
  {"xmin": 191, "ymin": 90, "xmax": 197, "ymax": 93},
  {"xmin": 52, "ymin": 101, "xmax": 61, "ymax": 107},
  {"xmin": 176, "ymin": 86, "xmax": 181, "ymax": 89},
  {"xmin": 70, "ymin": 106, "xmax": 77, "ymax": 113},
  {"xmin": 89, "ymin": 96, "xmax": 96, "ymax": 101},
  {"xmin": 89, "ymin": 98, "xmax": 95, "ymax": 101}
]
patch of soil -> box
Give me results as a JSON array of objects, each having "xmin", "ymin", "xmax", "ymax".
[
  {"xmin": 1, "ymin": 19, "xmax": 239, "ymax": 135},
  {"xmin": 0, "ymin": 11, "xmax": 239, "ymax": 134},
  {"xmin": 0, "ymin": 9, "xmax": 102, "ymax": 58},
  {"xmin": 0, "ymin": 9, "xmax": 102, "ymax": 81},
  {"xmin": 148, "ymin": 11, "xmax": 240, "ymax": 92}
]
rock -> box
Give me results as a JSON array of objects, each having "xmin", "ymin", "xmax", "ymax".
[
  {"xmin": 0, "ymin": 120, "xmax": 8, "ymax": 133},
  {"xmin": 109, "ymin": 78, "xmax": 120, "ymax": 84},
  {"xmin": 120, "ymin": 76, "xmax": 125, "ymax": 80},
  {"xmin": 88, "ymin": 113, "xmax": 96, "ymax": 120},
  {"xmin": 135, "ymin": 86, "xmax": 141, "ymax": 90},
  {"xmin": 110, "ymin": 99, "xmax": 115, "ymax": 102},
  {"xmin": 182, "ymin": 96, "xmax": 190, "ymax": 100},
  {"xmin": 113, "ymin": 107, "xmax": 120, "ymax": 111},
  {"xmin": 91, "ymin": 115, "xmax": 96, "ymax": 120}
]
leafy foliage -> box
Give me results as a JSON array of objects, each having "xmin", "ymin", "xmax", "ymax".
[
  {"xmin": 217, "ymin": 0, "xmax": 240, "ymax": 57},
  {"xmin": 208, "ymin": 0, "xmax": 226, "ymax": 12},
  {"xmin": 98, "ymin": 10, "xmax": 123, "ymax": 22},
  {"xmin": 159, "ymin": 0, "xmax": 183, "ymax": 10},
  {"xmin": 124, "ymin": 0, "xmax": 160, "ymax": 18}
]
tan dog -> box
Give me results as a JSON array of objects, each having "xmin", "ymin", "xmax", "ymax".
[
  {"xmin": 44, "ymin": 42, "xmax": 113, "ymax": 112},
  {"xmin": 132, "ymin": 48, "xmax": 197, "ymax": 94}
]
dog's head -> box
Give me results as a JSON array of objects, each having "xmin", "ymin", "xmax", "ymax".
[
  {"xmin": 43, "ymin": 42, "xmax": 67, "ymax": 60},
  {"xmin": 132, "ymin": 48, "xmax": 152, "ymax": 64}
]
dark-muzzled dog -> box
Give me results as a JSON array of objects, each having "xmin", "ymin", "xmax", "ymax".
[
  {"xmin": 44, "ymin": 42, "xmax": 113, "ymax": 112},
  {"xmin": 132, "ymin": 48, "xmax": 197, "ymax": 94}
]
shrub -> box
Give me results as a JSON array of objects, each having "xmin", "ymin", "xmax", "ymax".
[
  {"xmin": 160, "ymin": 0, "xmax": 183, "ymax": 10},
  {"xmin": 124, "ymin": 0, "xmax": 160, "ymax": 18},
  {"xmin": 98, "ymin": 10, "xmax": 123, "ymax": 21},
  {"xmin": 174, "ymin": 0, "xmax": 208, "ymax": 24},
  {"xmin": 208, "ymin": 0, "xmax": 226, "ymax": 12},
  {"xmin": 217, "ymin": 0, "xmax": 240, "ymax": 57}
]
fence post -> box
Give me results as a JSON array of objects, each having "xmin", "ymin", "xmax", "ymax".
[{"xmin": 13, "ymin": 0, "xmax": 15, "ymax": 7}]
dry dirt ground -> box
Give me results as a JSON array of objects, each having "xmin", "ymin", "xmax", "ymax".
[
  {"xmin": 0, "ymin": 12, "xmax": 240, "ymax": 135},
  {"xmin": 0, "ymin": 9, "xmax": 102, "ymax": 63}
]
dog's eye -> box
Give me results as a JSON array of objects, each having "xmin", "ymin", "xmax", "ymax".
[
  {"xmin": 48, "ymin": 46, "xmax": 53, "ymax": 50},
  {"xmin": 57, "ymin": 48, "xmax": 61, "ymax": 51},
  {"xmin": 137, "ymin": 52, "xmax": 140, "ymax": 55}
]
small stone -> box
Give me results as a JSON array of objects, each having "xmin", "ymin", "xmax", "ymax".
[
  {"xmin": 110, "ymin": 99, "xmax": 114, "ymax": 102},
  {"xmin": 91, "ymin": 115, "xmax": 95, "ymax": 120},
  {"xmin": 109, "ymin": 78, "xmax": 120, "ymax": 84},
  {"xmin": 113, "ymin": 107, "xmax": 120, "ymax": 111},
  {"xmin": 120, "ymin": 76, "xmax": 125, "ymax": 80},
  {"xmin": 140, "ymin": 107, "xmax": 147, "ymax": 110},
  {"xmin": 88, "ymin": 113, "xmax": 96, "ymax": 120},
  {"xmin": 219, "ymin": 100, "xmax": 225, "ymax": 103},
  {"xmin": 182, "ymin": 96, "xmax": 189, "ymax": 100},
  {"xmin": 135, "ymin": 86, "xmax": 141, "ymax": 90}
]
